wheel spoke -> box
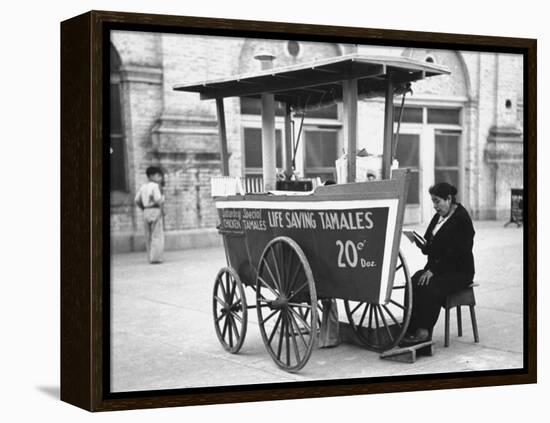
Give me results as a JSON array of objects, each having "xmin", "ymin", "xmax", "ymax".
[
  {"xmin": 227, "ymin": 314, "xmax": 234, "ymax": 348},
  {"xmin": 221, "ymin": 313, "xmax": 229, "ymax": 340},
  {"xmin": 367, "ymin": 304, "xmax": 374, "ymax": 330},
  {"xmin": 350, "ymin": 301, "xmax": 363, "ymax": 316},
  {"xmin": 284, "ymin": 313, "xmax": 291, "ymax": 366},
  {"xmin": 261, "ymin": 309, "xmax": 279, "ymax": 325},
  {"xmin": 358, "ymin": 303, "xmax": 370, "ymax": 328},
  {"xmin": 218, "ymin": 278, "xmax": 228, "ymax": 300},
  {"xmin": 276, "ymin": 315, "xmax": 286, "ymax": 360},
  {"xmin": 224, "ymin": 273, "xmax": 232, "ymax": 302},
  {"xmin": 396, "ymin": 263, "xmax": 403, "ymax": 272},
  {"xmin": 262, "ymin": 259, "xmax": 281, "ymax": 293},
  {"xmin": 228, "ymin": 277, "xmax": 237, "ymax": 304},
  {"xmin": 267, "ymin": 312, "xmax": 283, "ymax": 345},
  {"xmin": 279, "ymin": 243, "xmax": 289, "ymax": 293},
  {"xmin": 286, "ymin": 312, "xmax": 298, "ymax": 366},
  {"xmin": 382, "ymin": 304, "xmax": 401, "ymax": 328},
  {"xmin": 214, "ymin": 295, "xmax": 228, "ymax": 308},
  {"xmin": 377, "ymin": 305, "xmax": 394, "ymax": 343},
  {"xmin": 228, "ymin": 313, "xmax": 240, "ymax": 341},
  {"xmin": 289, "ymin": 305, "xmax": 312, "ymax": 334},
  {"xmin": 229, "ymin": 310, "xmax": 243, "ymax": 323},
  {"xmin": 392, "ymin": 285, "xmax": 406, "ymax": 290},
  {"xmin": 389, "ymin": 299, "xmax": 405, "ymax": 310},
  {"xmin": 287, "ymin": 308, "xmax": 308, "ymax": 348},
  {"xmin": 287, "ymin": 280, "xmax": 309, "ymax": 301},
  {"xmin": 287, "ymin": 254, "xmax": 304, "ymax": 293},
  {"xmin": 263, "ymin": 257, "xmax": 283, "ymax": 292},
  {"xmin": 270, "ymin": 248, "xmax": 284, "ymax": 294},
  {"xmin": 258, "ymin": 276, "xmax": 279, "ymax": 297},
  {"xmin": 283, "ymin": 245, "xmax": 295, "ymax": 292}
]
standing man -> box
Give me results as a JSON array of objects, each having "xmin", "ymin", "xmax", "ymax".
[{"xmin": 135, "ymin": 166, "xmax": 165, "ymax": 264}]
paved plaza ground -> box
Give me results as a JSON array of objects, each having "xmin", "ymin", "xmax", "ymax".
[{"xmin": 110, "ymin": 220, "xmax": 524, "ymax": 393}]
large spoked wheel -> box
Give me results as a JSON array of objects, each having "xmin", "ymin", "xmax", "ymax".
[
  {"xmin": 256, "ymin": 236, "xmax": 317, "ymax": 372},
  {"xmin": 343, "ymin": 251, "xmax": 412, "ymax": 352},
  {"xmin": 213, "ymin": 267, "xmax": 248, "ymax": 354}
]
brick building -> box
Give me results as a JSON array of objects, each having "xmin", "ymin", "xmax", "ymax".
[{"xmin": 109, "ymin": 31, "xmax": 524, "ymax": 253}]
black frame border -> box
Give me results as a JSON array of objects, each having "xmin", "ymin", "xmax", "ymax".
[{"xmin": 60, "ymin": 10, "xmax": 537, "ymax": 412}]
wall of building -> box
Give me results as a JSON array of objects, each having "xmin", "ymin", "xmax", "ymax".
[
  {"xmin": 110, "ymin": 31, "xmax": 164, "ymax": 252},
  {"xmin": 110, "ymin": 32, "xmax": 525, "ymax": 253}
]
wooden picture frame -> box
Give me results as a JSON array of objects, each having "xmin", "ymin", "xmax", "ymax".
[{"xmin": 60, "ymin": 10, "xmax": 536, "ymax": 411}]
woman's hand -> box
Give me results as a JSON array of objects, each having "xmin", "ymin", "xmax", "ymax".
[{"xmin": 417, "ymin": 269, "xmax": 434, "ymax": 286}]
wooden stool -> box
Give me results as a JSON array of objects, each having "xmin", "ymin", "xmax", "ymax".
[{"xmin": 443, "ymin": 283, "xmax": 480, "ymax": 347}]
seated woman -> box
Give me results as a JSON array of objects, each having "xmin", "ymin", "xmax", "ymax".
[{"xmin": 401, "ymin": 182, "xmax": 475, "ymax": 346}]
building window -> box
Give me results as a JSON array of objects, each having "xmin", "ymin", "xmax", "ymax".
[
  {"xmin": 395, "ymin": 133, "xmax": 420, "ymax": 204},
  {"xmin": 304, "ymin": 130, "xmax": 339, "ymax": 182},
  {"xmin": 303, "ymin": 104, "xmax": 338, "ymax": 120},
  {"xmin": 394, "ymin": 106, "xmax": 423, "ymax": 124},
  {"xmin": 240, "ymin": 99, "xmax": 341, "ymax": 182},
  {"xmin": 244, "ymin": 128, "xmax": 282, "ymax": 176},
  {"xmin": 427, "ymin": 108, "xmax": 461, "ymax": 125},
  {"xmin": 110, "ymin": 45, "xmax": 127, "ymax": 192},
  {"xmin": 434, "ymin": 130, "xmax": 461, "ymax": 195},
  {"xmin": 393, "ymin": 105, "xmax": 463, "ymax": 214}
]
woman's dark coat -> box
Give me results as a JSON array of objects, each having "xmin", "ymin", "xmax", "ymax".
[{"xmin": 421, "ymin": 203, "xmax": 475, "ymax": 280}]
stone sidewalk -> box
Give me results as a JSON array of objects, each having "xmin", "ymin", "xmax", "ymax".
[{"xmin": 110, "ymin": 220, "xmax": 524, "ymax": 393}]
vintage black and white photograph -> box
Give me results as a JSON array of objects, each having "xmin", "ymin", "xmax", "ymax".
[{"xmin": 108, "ymin": 28, "xmax": 525, "ymax": 393}]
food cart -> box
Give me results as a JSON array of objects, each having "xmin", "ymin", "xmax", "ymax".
[{"xmin": 174, "ymin": 54, "xmax": 449, "ymax": 371}]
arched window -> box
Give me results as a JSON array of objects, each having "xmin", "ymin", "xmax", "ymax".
[{"xmin": 110, "ymin": 44, "xmax": 127, "ymax": 192}]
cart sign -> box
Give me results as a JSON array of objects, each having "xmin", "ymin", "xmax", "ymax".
[{"xmin": 217, "ymin": 199, "xmax": 398, "ymax": 303}]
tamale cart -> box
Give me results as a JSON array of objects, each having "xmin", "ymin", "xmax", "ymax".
[{"xmin": 174, "ymin": 54, "xmax": 449, "ymax": 371}]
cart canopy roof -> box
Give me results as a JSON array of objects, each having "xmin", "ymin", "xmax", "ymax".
[{"xmin": 173, "ymin": 54, "xmax": 450, "ymax": 110}]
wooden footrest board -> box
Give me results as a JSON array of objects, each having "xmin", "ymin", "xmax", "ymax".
[{"xmin": 379, "ymin": 341, "xmax": 434, "ymax": 363}]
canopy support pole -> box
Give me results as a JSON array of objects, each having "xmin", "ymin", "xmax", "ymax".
[
  {"xmin": 284, "ymin": 103, "xmax": 293, "ymax": 180},
  {"xmin": 261, "ymin": 92, "xmax": 277, "ymax": 190},
  {"xmin": 343, "ymin": 79, "xmax": 358, "ymax": 183},
  {"xmin": 215, "ymin": 98, "xmax": 229, "ymax": 176},
  {"xmin": 382, "ymin": 73, "xmax": 394, "ymax": 180}
]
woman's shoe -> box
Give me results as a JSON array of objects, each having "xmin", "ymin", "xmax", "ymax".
[{"xmin": 399, "ymin": 329, "xmax": 430, "ymax": 347}]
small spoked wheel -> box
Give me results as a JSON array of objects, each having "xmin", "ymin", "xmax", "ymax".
[
  {"xmin": 343, "ymin": 251, "xmax": 412, "ymax": 352},
  {"xmin": 212, "ymin": 267, "xmax": 248, "ymax": 353},
  {"xmin": 256, "ymin": 236, "xmax": 317, "ymax": 372}
]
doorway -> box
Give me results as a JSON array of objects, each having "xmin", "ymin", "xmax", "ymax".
[{"xmin": 395, "ymin": 106, "xmax": 463, "ymax": 224}]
